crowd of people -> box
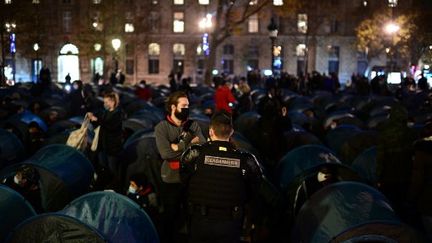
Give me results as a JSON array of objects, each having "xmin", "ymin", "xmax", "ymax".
[{"xmin": 1, "ymin": 69, "xmax": 432, "ymax": 242}]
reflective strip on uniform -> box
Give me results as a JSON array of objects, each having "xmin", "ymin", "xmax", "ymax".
[{"xmin": 204, "ymin": 156, "xmax": 241, "ymax": 168}]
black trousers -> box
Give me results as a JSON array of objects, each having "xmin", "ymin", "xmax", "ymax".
[{"xmin": 189, "ymin": 215, "xmax": 242, "ymax": 243}]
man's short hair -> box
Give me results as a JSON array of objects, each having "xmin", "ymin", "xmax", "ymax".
[
  {"xmin": 210, "ymin": 110, "xmax": 233, "ymax": 139},
  {"xmin": 165, "ymin": 91, "xmax": 188, "ymax": 113}
]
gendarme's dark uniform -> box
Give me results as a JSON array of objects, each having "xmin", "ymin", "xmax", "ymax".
[{"xmin": 181, "ymin": 140, "xmax": 264, "ymax": 243}]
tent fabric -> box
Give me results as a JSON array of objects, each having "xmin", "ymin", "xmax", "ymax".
[
  {"xmin": 278, "ymin": 145, "xmax": 341, "ymax": 189},
  {"xmin": 291, "ymin": 182, "xmax": 408, "ymax": 243},
  {"xmin": 351, "ymin": 146, "xmax": 378, "ymax": 185},
  {"xmin": 234, "ymin": 111, "xmax": 260, "ymax": 137},
  {"xmin": 0, "ymin": 129, "xmax": 25, "ymax": 169},
  {"xmin": 0, "ymin": 185, "xmax": 36, "ymax": 242},
  {"xmin": 0, "ymin": 145, "xmax": 94, "ymax": 212},
  {"xmin": 5, "ymin": 213, "xmax": 106, "ymax": 243},
  {"xmin": 62, "ymin": 191, "xmax": 159, "ymax": 243},
  {"xmin": 10, "ymin": 111, "xmax": 48, "ymax": 132},
  {"xmin": 27, "ymin": 145, "xmax": 94, "ymax": 197},
  {"xmin": 324, "ymin": 125, "xmax": 362, "ymax": 156},
  {"xmin": 121, "ymin": 131, "xmax": 163, "ymax": 195}
]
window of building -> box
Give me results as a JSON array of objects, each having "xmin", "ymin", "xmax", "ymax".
[
  {"xmin": 174, "ymin": 0, "xmax": 184, "ymax": 5},
  {"xmin": 63, "ymin": 11, "xmax": 72, "ymax": 33},
  {"xmin": 330, "ymin": 19, "xmax": 338, "ymax": 33},
  {"xmin": 125, "ymin": 43, "xmax": 134, "ymax": 56},
  {"xmin": 149, "ymin": 60, "xmax": 159, "ymax": 74},
  {"xmin": 173, "ymin": 12, "xmax": 184, "ymax": 33},
  {"xmin": 125, "ymin": 23, "xmax": 134, "ymax": 33},
  {"xmin": 32, "ymin": 0, "xmax": 40, "ymax": 4},
  {"xmin": 148, "ymin": 43, "xmax": 160, "ymax": 56},
  {"xmin": 149, "ymin": 12, "xmax": 160, "ymax": 32},
  {"xmin": 173, "ymin": 43, "xmax": 185, "ymax": 56},
  {"xmin": 5, "ymin": 0, "xmax": 12, "ymax": 4},
  {"xmin": 223, "ymin": 44, "xmax": 234, "ymax": 55},
  {"xmin": 197, "ymin": 43, "xmax": 204, "ymax": 56},
  {"xmin": 199, "ymin": 0, "xmax": 209, "ymax": 4},
  {"xmin": 126, "ymin": 59, "xmax": 134, "ymax": 75},
  {"xmin": 328, "ymin": 45, "xmax": 340, "ymax": 74},
  {"xmin": 222, "ymin": 59, "xmax": 234, "ymax": 74},
  {"xmin": 148, "ymin": 43, "xmax": 160, "ymax": 74},
  {"xmin": 248, "ymin": 14, "xmax": 259, "ymax": 33},
  {"xmin": 93, "ymin": 0, "xmax": 101, "ymax": 3},
  {"xmin": 388, "ymin": 0, "xmax": 397, "ymax": 7},
  {"xmin": 273, "ymin": 0, "xmax": 283, "ymax": 6},
  {"xmin": 362, "ymin": 0, "xmax": 368, "ymax": 7},
  {"xmin": 298, "ymin": 14, "xmax": 307, "ymax": 33}
]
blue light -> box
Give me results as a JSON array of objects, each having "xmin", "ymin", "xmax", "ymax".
[
  {"xmin": 202, "ymin": 33, "xmax": 209, "ymax": 56},
  {"xmin": 263, "ymin": 70, "xmax": 273, "ymax": 76},
  {"xmin": 10, "ymin": 33, "xmax": 16, "ymax": 54}
]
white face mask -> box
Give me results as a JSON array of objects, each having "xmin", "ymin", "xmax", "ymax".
[
  {"xmin": 128, "ymin": 186, "xmax": 137, "ymax": 194},
  {"xmin": 14, "ymin": 175, "xmax": 20, "ymax": 185},
  {"xmin": 317, "ymin": 172, "xmax": 329, "ymax": 182}
]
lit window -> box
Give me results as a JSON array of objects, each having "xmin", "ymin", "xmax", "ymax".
[
  {"xmin": 173, "ymin": 12, "xmax": 184, "ymax": 33},
  {"xmin": 298, "ymin": 14, "xmax": 308, "ymax": 33},
  {"xmin": 93, "ymin": 0, "xmax": 101, "ymax": 3},
  {"xmin": 273, "ymin": 0, "xmax": 283, "ymax": 6},
  {"xmin": 199, "ymin": 0, "xmax": 209, "ymax": 4},
  {"xmin": 249, "ymin": 0, "xmax": 257, "ymax": 5},
  {"xmin": 388, "ymin": 0, "xmax": 397, "ymax": 7},
  {"xmin": 125, "ymin": 23, "xmax": 134, "ymax": 33},
  {"xmin": 296, "ymin": 44, "xmax": 306, "ymax": 56},
  {"xmin": 32, "ymin": 0, "xmax": 40, "ymax": 4},
  {"xmin": 248, "ymin": 14, "xmax": 259, "ymax": 33},
  {"xmin": 63, "ymin": 11, "xmax": 72, "ymax": 33},
  {"xmin": 148, "ymin": 43, "xmax": 160, "ymax": 56},
  {"xmin": 197, "ymin": 44, "xmax": 203, "ymax": 55},
  {"xmin": 174, "ymin": 0, "xmax": 184, "ymax": 4},
  {"xmin": 173, "ymin": 43, "xmax": 186, "ymax": 56},
  {"xmin": 149, "ymin": 12, "xmax": 160, "ymax": 32},
  {"xmin": 5, "ymin": 0, "xmax": 12, "ymax": 4}
]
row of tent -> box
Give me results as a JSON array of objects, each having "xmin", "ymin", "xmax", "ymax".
[{"xmin": 1, "ymin": 83, "xmax": 431, "ymax": 241}]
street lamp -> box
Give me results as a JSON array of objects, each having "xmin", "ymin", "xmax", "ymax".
[
  {"xmin": 384, "ymin": 22, "xmax": 399, "ymax": 72},
  {"xmin": 33, "ymin": 43, "xmax": 40, "ymax": 82},
  {"xmin": 267, "ymin": 17, "xmax": 278, "ymax": 76},
  {"xmin": 111, "ymin": 38, "xmax": 121, "ymax": 73}
]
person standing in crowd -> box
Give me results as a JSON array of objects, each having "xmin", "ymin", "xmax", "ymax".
[
  {"xmin": 87, "ymin": 91, "xmax": 123, "ymax": 190},
  {"xmin": 236, "ymin": 77, "xmax": 252, "ymax": 114},
  {"xmin": 214, "ymin": 80, "xmax": 237, "ymax": 114},
  {"xmin": 69, "ymin": 80, "xmax": 87, "ymax": 117},
  {"xmin": 65, "ymin": 73, "xmax": 71, "ymax": 85},
  {"xmin": 180, "ymin": 111, "xmax": 267, "ymax": 243},
  {"xmin": 154, "ymin": 91, "xmax": 205, "ymax": 243},
  {"xmin": 135, "ymin": 80, "xmax": 153, "ymax": 102}
]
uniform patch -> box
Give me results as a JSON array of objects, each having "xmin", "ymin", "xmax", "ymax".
[
  {"xmin": 204, "ymin": 155, "xmax": 240, "ymax": 168},
  {"xmin": 219, "ymin": 146, "xmax": 227, "ymax": 151}
]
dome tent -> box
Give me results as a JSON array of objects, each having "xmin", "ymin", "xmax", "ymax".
[
  {"xmin": 0, "ymin": 145, "xmax": 94, "ymax": 212},
  {"xmin": 0, "ymin": 128, "xmax": 25, "ymax": 169},
  {"xmin": 5, "ymin": 213, "xmax": 106, "ymax": 243},
  {"xmin": 0, "ymin": 185, "xmax": 36, "ymax": 242},
  {"xmin": 62, "ymin": 191, "xmax": 159, "ymax": 243},
  {"xmin": 351, "ymin": 146, "xmax": 378, "ymax": 185},
  {"xmin": 291, "ymin": 182, "xmax": 423, "ymax": 242}
]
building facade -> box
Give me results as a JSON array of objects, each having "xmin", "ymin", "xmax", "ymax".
[{"xmin": 0, "ymin": 0, "xmax": 414, "ymax": 85}]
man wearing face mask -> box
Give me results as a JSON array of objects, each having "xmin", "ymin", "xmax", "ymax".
[{"xmin": 155, "ymin": 91, "xmax": 205, "ymax": 243}]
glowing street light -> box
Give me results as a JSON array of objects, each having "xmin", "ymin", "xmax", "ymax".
[
  {"xmin": 111, "ymin": 38, "xmax": 121, "ymax": 52},
  {"xmin": 198, "ymin": 13, "xmax": 213, "ymax": 30},
  {"xmin": 384, "ymin": 22, "xmax": 400, "ymax": 35}
]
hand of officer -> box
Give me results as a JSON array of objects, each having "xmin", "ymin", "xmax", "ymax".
[
  {"xmin": 171, "ymin": 143, "xmax": 179, "ymax": 151},
  {"xmin": 191, "ymin": 136, "xmax": 200, "ymax": 144}
]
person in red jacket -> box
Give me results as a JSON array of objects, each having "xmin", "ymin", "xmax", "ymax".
[{"xmin": 214, "ymin": 80, "xmax": 237, "ymax": 114}]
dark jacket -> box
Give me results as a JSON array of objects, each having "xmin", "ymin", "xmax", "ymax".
[{"xmin": 93, "ymin": 108, "xmax": 123, "ymax": 156}]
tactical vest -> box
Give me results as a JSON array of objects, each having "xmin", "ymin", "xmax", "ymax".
[{"xmin": 187, "ymin": 142, "xmax": 247, "ymax": 209}]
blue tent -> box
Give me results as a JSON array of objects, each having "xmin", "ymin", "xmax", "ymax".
[
  {"xmin": 351, "ymin": 146, "xmax": 378, "ymax": 185},
  {"xmin": 0, "ymin": 185, "xmax": 36, "ymax": 242},
  {"xmin": 5, "ymin": 213, "xmax": 106, "ymax": 243},
  {"xmin": 0, "ymin": 129, "xmax": 25, "ymax": 169},
  {"xmin": 278, "ymin": 145, "xmax": 341, "ymax": 189},
  {"xmin": 292, "ymin": 182, "xmax": 421, "ymax": 242},
  {"xmin": 62, "ymin": 191, "xmax": 159, "ymax": 243},
  {"xmin": 324, "ymin": 125, "xmax": 362, "ymax": 157},
  {"xmin": 0, "ymin": 145, "xmax": 94, "ymax": 211}
]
